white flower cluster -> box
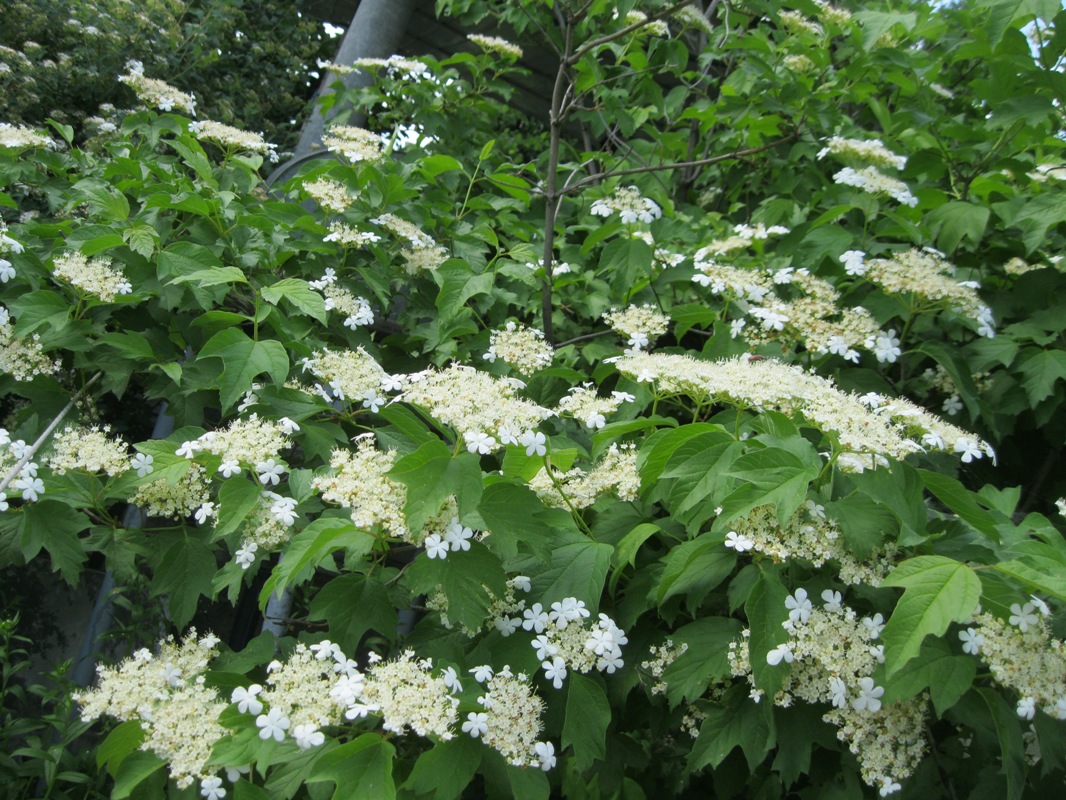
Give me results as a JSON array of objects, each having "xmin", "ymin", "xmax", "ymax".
[
  {"xmin": 358, "ymin": 651, "xmax": 459, "ymax": 739},
  {"xmin": 45, "ymin": 424, "xmax": 129, "ymax": 476},
  {"xmin": 465, "ymin": 666, "xmax": 547, "ymax": 767},
  {"xmin": 528, "ymin": 443, "xmax": 640, "ymax": 510},
  {"xmin": 322, "ymin": 125, "xmax": 384, "ymax": 163},
  {"xmin": 484, "ymin": 321, "xmax": 554, "ymax": 374},
  {"xmin": 312, "ymin": 438, "xmax": 409, "ymax": 540},
  {"xmin": 613, "ymin": 353, "xmax": 993, "ymax": 467},
  {"xmin": 590, "ymin": 186, "xmax": 662, "ymax": 224},
  {"xmin": 0, "ymin": 306, "xmax": 60, "ymax": 381},
  {"xmin": 833, "ymin": 166, "xmax": 917, "ymax": 207},
  {"xmin": 965, "ymin": 606, "xmax": 1066, "ymax": 721},
  {"xmin": 672, "ymin": 5, "xmax": 714, "ymax": 33},
  {"xmin": 614, "ymin": 10, "xmax": 669, "ymax": 36},
  {"xmin": 302, "ymin": 178, "xmax": 354, "ymax": 213},
  {"xmin": 328, "ymin": 55, "xmax": 428, "ymax": 76},
  {"xmin": 0, "ymin": 122, "xmax": 55, "ymax": 151},
  {"xmin": 421, "ymin": 497, "xmax": 476, "ymax": 558},
  {"xmin": 695, "ymin": 223, "xmax": 790, "ymax": 257},
  {"xmin": 467, "ymin": 33, "xmax": 524, "ymax": 59},
  {"xmin": 323, "ymin": 222, "xmax": 382, "ymax": 248},
  {"xmin": 53, "ymin": 251, "xmax": 133, "ymax": 301},
  {"xmin": 555, "ymin": 384, "xmax": 634, "ymax": 430},
  {"xmin": 524, "ymin": 601, "xmax": 628, "ymax": 684},
  {"xmin": 817, "ymin": 137, "xmax": 907, "ymax": 170},
  {"xmin": 367, "ymin": 213, "xmax": 447, "ymax": 273},
  {"xmin": 641, "ymin": 640, "xmax": 689, "ymax": 696},
  {"xmin": 132, "ymin": 463, "xmax": 210, "ymax": 519},
  {"xmin": 301, "ymin": 346, "xmax": 389, "ymax": 410},
  {"xmin": 602, "ymin": 304, "xmax": 670, "ymax": 351},
  {"xmin": 75, "ymin": 630, "xmax": 224, "ymax": 789},
  {"xmin": 845, "ymin": 249, "xmax": 995, "ymax": 337},
  {"xmin": 779, "ymin": 9, "xmax": 825, "ymax": 36},
  {"xmin": 190, "ymin": 120, "xmax": 278, "ymax": 163},
  {"xmin": 0, "ymin": 222, "xmax": 21, "ymax": 283},
  {"xmin": 118, "ymin": 62, "xmax": 196, "ymax": 115},
  {"xmin": 318, "ymin": 280, "xmax": 374, "ymax": 330},
  {"xmin": 0, "ymin": 431, "xmax": 45, "ymax": 503},
  {"xmin": 182, "ymin": 414, "xmax": 293, "ymax": 476},
  {"xmin": 400, "ymin": 364, "xmax": 552, "ymax": 454},
  {"xmin": 727, "ymin": 503, "xmax": 896, "ymax": 585},
  {"xmin": 231, "ymin": 490, "xmax": 300, "ymax": 565},
  {"xmin": 813, "ymin": 1, "xmax": 853, "ymax": 26},
  {"xmin": 730, "ymin": 592, "xmax": 925, "ymax": 796}
]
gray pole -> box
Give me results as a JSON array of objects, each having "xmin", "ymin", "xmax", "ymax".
[{"xmin": 270, "ymin": 0, "xmax": 418, "ymax": 186}]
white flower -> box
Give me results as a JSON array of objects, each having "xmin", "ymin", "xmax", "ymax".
[
  {"xmin": 218, "ymin": 459, "xmax": 241, "ymax": 478},
  {"xmin": 1009, "ymin": 602, "xmax": 1039, "ymax": 632},
  {"xmin": 532, "ymin": 634, "xmax": 559, "ymax": 661},
  {"xmin": 441, "ymin": 666, "xmax": 462, "ymax": 693},
  {"xmin": 494, "ymin": 616, "xmax": 520, "ymax": 636},
  {"xmin": 362, "ymin": 390, "xmax": 383, "ymax": 413},
  {"xmin": 766, "ymin": 643, "xmax": 794, "ymax": 666},
  {"xmin": 1016, "ymin": 696, "xmax": 1036, "ymax": 720},
  {"xmin": 549, "ymin": 597, "xmax": 590, "ymax": 628},
  {"xmin": 869, "ymin": 644, "xmax": 885, "ymax": 664},
  {"xmin": 584, "ymin": 412, "xmax": 607, "ymax": 430},
  {"xmin": 851, "ymin": 677, "xmax": 884, "ymax": 712},
  {"xmin": 953, "ymin": 437, "xmax": 983, "ymax": 463},
  {"xmin": 293, "ymin": 723, "xmax": 325, "ymax": 749},
  {"xmin": 611, "ymin": 391, "xmax": 635, "ymax": 403},
  {"xmin": 462, "ymin": 712, "xmax": 488, "ymax": 737},
  {"xmin": 519, "ymin": 429, "xmax": 547, "ymax": 457},
  {"xmin": 256, "ymin": 708, "xmax": 290, "ymax": 741},
  {"xmin": 542, "ymin": 656, "xmax": 568, "ymax": 688},
  {"xmin": 310, "ymin": 640, "xmax": 340, "ymax": 661},
  {"xmin": 131, "ymin": 453, "xmax": 154, "ymax": 477},
  {"xmin": 194, "ymin": 502, "xmax": 215, "ymax": 525},
  {"xmin": 175, "ymin": 440, "xmax": 201, "ymax": 458},
  {"xmin": 840, "ymin": 250, "xmax": 867, "ymax": 276},
  {"xmin": 270, "ymin": 496, "xmax": 299, "ymax": 526},
  {"xmin": 224, "ymin": 765, "xmax": 250, "ymax": 783},
  {"xmin": 380, "ymin": 374, "xmax": 403, "ymax": 392},
  {"xmin": 512, "ymin": 575, "xmax": 532, "ymax": 592},
  {"xmin": 235, "ymin": 543, "xmax": 258, "ymax": 569},
  {"xmin": 277, "ymin": 417, "xmax": 301, "ymax": 434},
  {"xmin": 872, "ymin": 330, "xmax": 902, "ymax": 363},
  {"xmin": 863, "ymin": 613, "xmax": 885, "ymax": 639},
  {"xmin": 829, "ymin": 676, "xmax": 848, "ymax": 708},
  {"xmin": 959, "ymin": 627, "xmax": 984, "ymax": 655},
  {"xmin": 444, "ymin": 519, "xmax": 473, "ymax": 551},
  {"xmin": 523, "ymin": 603, "xmax": 550, "ymax": 633},
  {"xmin": 785, "ymin": 588, "xmax": 813, "ymax": 623},
  {"xmin": 424, "ymin": 533, "xmax": 450, "ymax": 559},
  {"xmin": 200, "ymin": 776, "xmax": 226, "ymax": 800},
  {"xmin": 1029, "ymin": 595, "xmax": 1051, "ymax": 617},
  {"xmin": 535, "ymin": 740, "xmax": 557, "ymax": 771},
  {"xmin": 598, "ymin": 652, "xmax": 624, "ymax": 673},
  {"xmin": 879, "ymin": 777, "xmax": 902, "ymax": 796},
  {"xmin": 464, "ymin": 430, "xmax": 497, "ymax": 455},
  {"xmin": 724, "ymin": 531, "xmax": 754, "ymax": 552},
  {"xmin": 256, "ymin": 458, "xmax": 286, "ymax": 485},
  {"xmin": 231, "ymin": 684, "xmax": 263, "ymax": 715},
  {"xmin": 0, "ymin": 494, "xmax": 7, "ymax": 513},
  {"xmin": 730, "ymin": 318, "xmax": 747, "ymax": 339},
  {"xmin": 470, "ymin": 665, "xmax": 494, "ymax": 683},
  {"xmin": 15, "ymin": 476, "xmax": 44, "ymax": 502},
  {"xmin": 0, "ymin": 260, "xmax": 14, "ymax": 284}
]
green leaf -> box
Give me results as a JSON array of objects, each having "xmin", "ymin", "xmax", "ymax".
[
  {"xmin": 151, "ymin": 535, "xmax": 216, "ymax": 628},
  {"xmin": 405, "ymin": 543, "xmax": 507, "ymax": 631},
  {"xmin": 563, "ymin": 673, "xmax": 610, "ymax": 771},
  {"xmin": 389, "ymin": 442, "xmax": 483, "ymax": 536},
  {"xmin": 72, "ymin": 178, "xmax": 130, "ymax": 221},
  {"xmin": 259, "ymin": 518, "xmax": 372, "ymax": 603},
  {"xmin": 599, "ymin": 237, "xmax": 652, "ymax": 296},
  {"xmin": 199, "ymin": 328, "xmax": 289, "ymax": 412},
  {"xmin": 826, "ymin": 494, "xmax": 894, "ymax": 559},
  {"xmin": 477, "ymin": 483, "xmax": 555, "ymax": 562},
  {"xmin": 924, "ymin": 201, "xmax": 990, "ymax": 252},
  {"xmin": 609, "ymin": 522, "xmax": 661, "ymax": 591},
  {"xmin": 15, "ymin": 501, "xmax": 89, "ymax": 585},
  {"xmin": 1016, "ymin": 193, "xmax": 1066, "ymax": 254},
  {"xmin": 261, "ymin": 278, "xmax": 328, "ymax": 323},
  {"xmin": 419, "ymin": 154, "xmax": 464, "ymax": 178},
  {"xmin": 917, "ymin": 340, "xmax": 981, "ymax": 417},
  {"xmin": 434, "ymin": 261, "xmax": 494, "ymax": 322},
  {"xmin": 744, "ymin": 565, "xmax": 790, "ymax": 698},
  {"xmin": 661, "ymin": 617, "xmax": 744, "ymax": 706},
  {"xmin": 110, "ymin": 750, "xmax": 165, "ymax": 799},
  {"xmin": 233, "ymin": 781, "xmax": 272, "ymax": 800},
  {"xmin": 975, "ymin": 687, "xmax": 1026, "ymax": 800},
  {"xmin": 879, "ymin": 556, "xmax": 982, "ymax": 676},
  {"xmin": 655, "ymin": 535, "xmax": 736, "ymax": 607},
  {"xmin": 97, "ymin": 720, "xmax": 145, "ymax": 774},
  {"xmin": 853, "ymin": 10, "xmax": 917, "ymax": 50},
  {"xmin": 716, "ymin": 446, "xmax": 819, "ymax": 529},
  {"xmin": 308, "ymin": 573, "xmax": 398, "ymax": 650},
  {"xmin": 402, "ymin": 737, "xmax": 481, "ymax": 800},
  {"xmin": 214, "ymin": 477, "xmax": 262, "ymax": 538},
  {"xmin": 1017, "ymin": 349, "xmax": 1066, "ymax": 405},
  {"xmin": 306, "ymin": 734, "xmax": 396, "ymax": 800},
  {"xmin": 123, "ymin": 223, "xmax": 159, "ymax": 258},
  {"xmin": 534, "ymin": 538, "xmax": 613, "ymax": 614},
  {"xmin": 479, "ymin": 139, "xmax": 496, "ymax": 161},
  {"xmin": 882, "ymin": 640, "xmax": 976, "ymax": 716},
  {"xmin": 920, "ymin": 470, "xmax": 1003, "ymax": 540},
  {"xmin": 688, "ymin": 684, "xmax": 775, "ymax": 772},
  {"xmin": 168, "ymin": 266, "xmax": 248, "ymax": 287}
]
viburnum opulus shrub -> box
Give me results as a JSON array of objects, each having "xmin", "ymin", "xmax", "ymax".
[{"xmin": 2, "ymin": 0, "xmax": 1066, "ymax": 798}]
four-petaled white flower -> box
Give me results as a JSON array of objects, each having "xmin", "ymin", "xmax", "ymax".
[
  {"xmin": 766, "ymin": 643, "xmax": 794, "ymax": 666},
  {"xmin": 523, "ymin": 603, "xmax": 549, "ymax": 633},
  {"xmin": 470, "ymin": 665, "xmax": 494, "ymax": 683},
  {"xmin": 584, "ymin": 412, "xmax": 607, "ymax": 430},
  {"xmin": 131, "ymin": 453, "xmax": 154, "ymax": 477},
  {"xmin": 535, "ymin": 741, "xmax": 557, "ymax": 771},
  {"xmin": 851, "ymin": 677, "xmax": 884, "ymax": 712},
  {"xmin": 785, "ymin": 588, "xmax": 813, "ymax": 623},
  {"xmin": 724, "ymin": 531, "xmax": 754, "ymax": 552},
  {"xmin": 519, "ymin": 429, "xmax": 547, "ymax": 457},
  {"xmin": 194, "ymin": 502, "xmax": 215, "ymax": 525},
  {"xmin": 512, "ymin": 575, "xmax": 531, "ymax": 592},
  {"xmin": 828, "ymin": 676, "xmax": 847, "ymax": 708},
  {"xmin": 444, "ymin": 518, "xmax": 473, "ymax": 551},
  {"xmin": 959, "ymin": 627, "xmax": 984, "ymax": 655},
  {"xmin": 532, "ymin": 634, "xmax": 558, "ymax": 661},
  {"xmin": 862, "ymin": 613, "xmax": 885, "ymax": 639},
  {"xmin": 270, "ymin": 496, "xmax": 298, "ymax": 526},
  {"xmin": 441, "ymin": 666, "xmax": 462, "ymax": 693},
  {"xmin": 542, "ymin": 656, "xmax": 568, "ymax": 689},
  {"xmin": 362, "ymin": 390, "xmax": 383, "ymax": 412},
  {"xmin": 1029, "ymin": 595, "xmax": 1051, "ymax": 617},
  {"xmin": 200, "ymin": 776, "xmax": 226, "ymax": 800},
  {"xmin": 1009, "ymin": 602, "xmax": 1038, "ymax": 632},
  {"xmin": 256, "ymin": 458, "xmax": 285, "ymax": 486},
  {"xmin": 954, "ymin": 437, "xmax": 983, "ymax": 463},
  {"xmin": 310, "ymin": 640, "xmax": 340, "ymax": 661},
  {"xmin": 15, "ymin": 476, "xmax": 44, "ymax": 502},
  {"xmin": 175, "ymin": 440, "xmax": 201, "ymax": 458},
  {"xmin": 464, "ymin": 430, "xmax": 497, "ymax": 455},
  {"xmin": 256, "ymin": 708, "xmax": 290, "ymax": 741},
  {"xmin": 494, "ymin": 616, "xmax": 520, "ymax": 636},
  {"xmin": 235, "ymin": 542, "xmax": 258, "ymax": 569},
  {"xmin": 277, "ymin": 417, "xmax": 301, "ymax": 434},
  {"xmin": 879, "ymin": 777, "xmax": 902, "ymax": 797},
  {"xmin": 218, "ymin": 459, "xmax": 241, "ymax": 478},
  {"xmin": 424, "ymin": 533, "xmax": 449, "ymax": 559},
  {"xmin": 462, "ymin": 712, "xmax": 488, "ymax": 738},
  {"xmin": 293, "ymin": 723, "xmax": 325, "ymax": 750},
  {"xmin": 380, "ymin": 374, "xmax": 403, "ymax": 392},
  {"xmin": 231, "ymin": 684, "xmax": 264, "ymax": 715},
  {"xmin": 598, "ymin": 652, "xmax": 623, "ymax": 673}
]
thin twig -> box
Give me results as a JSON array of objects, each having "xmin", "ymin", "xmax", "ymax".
[
  {"xmin": 0, "ymin": 372, "xmax": 102, "ymax": 495},
  {"xmin": 568, "ymin": 0, "xmax": 692, "ymax": 64},
  {"xmin": 557, "ymin": 329, "xmax": 615, "ymax": 347}
]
